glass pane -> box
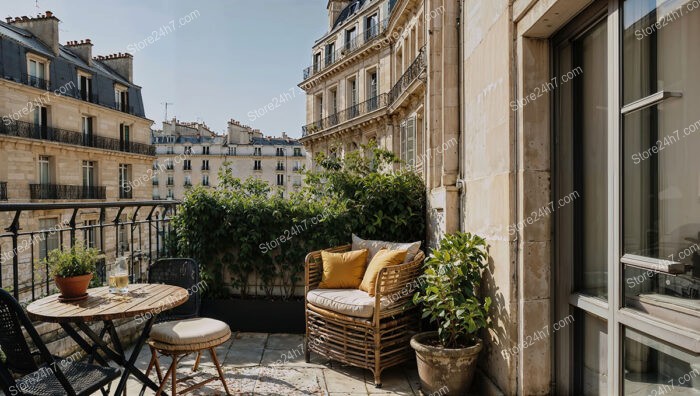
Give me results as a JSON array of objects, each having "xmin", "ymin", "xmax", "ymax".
[
  {"xmin": 623, "ymin": 0, "xmax": 697, "ymax": 104},
  {"xmin": 623, "ymin": 328, "xmax": 700, "ymax": 395},
  {"xmin": 577, "ymin": 313, "xmax": 609, "ymax": 395},
  {"xmin": 623, "ymin": 0, "xmax": 700, "ymax": 318},
  {"xmin": 554, "ymin": 19, "xmax": 608, "ymax": 299}
]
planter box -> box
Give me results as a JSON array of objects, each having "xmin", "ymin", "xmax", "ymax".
[{"xmin": 201, "ymin": 298, "xmax": 305, "ymax": 334}]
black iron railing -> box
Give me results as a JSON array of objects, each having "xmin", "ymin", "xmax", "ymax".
[
  {"xmin": 0, "ymin": 182, "xmax": 6, "ymax": 201},
  {"xmin": 29, "ymin": 184, "xmax": 106, "ymax": 200},
  {"xmin": 389, "ymin": 46, "xmax": 427, "ymax": 104},
  {"xmin": 0, "ymin": 120, "xmax": 155, "ymax": 156},
  {"xmin": 277, "ymin": 165, "xmax": 285, "ymax": 171},
  {"xmin": 302, "ymin": 93, "xmax": 389, "ymax": 137},
  {"xmin": 21, "ymin": 73, "xmax": 51, "ymax": 90},
  {"xmin": 302, "ymin": 17, "xmax": 390, "ymax": 80},
  {"xmin": 201, "ymin": 165, "xmax": 210, "ymax": 171},
  {"xmin": 0, "ymin": 201, "xmax": 177, "ymax": 302}
]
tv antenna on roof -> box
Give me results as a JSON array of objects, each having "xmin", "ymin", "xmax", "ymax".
[{"xmin": 161, "ymin": 102, "xmax": 174, "ymax": 121}]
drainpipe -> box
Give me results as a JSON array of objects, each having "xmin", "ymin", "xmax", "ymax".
[{"xmin": 457, "ymin": 0, "xmax": 464, "ymax": 233}]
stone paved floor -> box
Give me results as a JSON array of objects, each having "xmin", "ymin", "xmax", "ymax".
[{"xmin": 107, "ymin": 332, "xmax": 422, "ymax": 396}]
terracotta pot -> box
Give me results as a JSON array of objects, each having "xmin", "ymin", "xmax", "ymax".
[
  {"xmin": 54, "ymin": 273, "xmax": 93, "ymax": 298},
  {"xmin": 410, "ymin": 331, "xmax": 482, "ymax": 395}
]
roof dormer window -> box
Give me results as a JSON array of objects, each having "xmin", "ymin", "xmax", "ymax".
[{"xmin": 27, "ymin": 55, "xmax": 49, "ymax": 90}]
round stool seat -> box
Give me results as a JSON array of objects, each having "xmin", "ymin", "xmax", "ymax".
[{"xmin": 149, "ymin": 317, "xmax": 231, "ymax": 352}]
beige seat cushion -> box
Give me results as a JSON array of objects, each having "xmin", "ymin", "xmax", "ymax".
[
  {"xmin": 352, "ymin": 234, "xmax": 421, "ymax": 264},
  {"xmin": 307, "ymin": 289, "xmax": 394, "ymax": 319},
  {"xmin": 150, "ymin": 317, "xmax": 231, "ymax": 346}
]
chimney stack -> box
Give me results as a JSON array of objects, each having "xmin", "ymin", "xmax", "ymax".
[
  {"xmin": 65, "ymin": 39, "xmax": 93, "ymax": 66},
  {"xmin": 95, "ymin": 52, "xmax": 133, "ymax": 82},
  {"xmin": 327, "ymin": 0, "xmax": 351, "ymax": 30},
  {"xmin": 8, "ymin": 11, "xmax": 60, "ymax": 55}
]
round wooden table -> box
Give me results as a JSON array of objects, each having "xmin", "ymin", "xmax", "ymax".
[{"xmin": 27, "ymin": 283, "xmax": 189, "ymax": 395}]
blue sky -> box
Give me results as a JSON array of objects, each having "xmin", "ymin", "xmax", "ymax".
[{"xmin": 5, "ymin": 0, "xmax": 328, "ymax": 138}]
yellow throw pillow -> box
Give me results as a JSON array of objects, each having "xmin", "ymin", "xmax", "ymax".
[
  {"xmin": 359, "ymin": 248, "xmax": 408, "ymax": 296},
  {"xmin": 319, "ymin": 249, "xmax": 369, "ymax": 289}
]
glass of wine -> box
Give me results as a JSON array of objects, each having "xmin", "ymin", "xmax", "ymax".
[{"xmin": 109, "ymin": 257, "xmax": 129, "ymax": 294}]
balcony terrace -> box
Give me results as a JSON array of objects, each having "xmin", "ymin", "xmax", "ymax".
[
  {"xmin": 0, "ymin": 120, "xmax": 155, "ymax": 156},
  {"xmin": 29, "ymin": 184, "xmax": 107, "ymax": 200},
  {"xmin": 302, "ymin": 93, "xmax": 389, "ymax": 137}
]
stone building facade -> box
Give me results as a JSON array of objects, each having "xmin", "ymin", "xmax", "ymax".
[
  {"xmin": 0, "ymin": 12, "xmax": 155, "ymax": 302},
  {"xmin": 304, "ymin": 0, "xmax": 700, "ymax": 394},
  {"xmin": 152, "ymin": 119, "xmax": 306, "ymax": 200}
]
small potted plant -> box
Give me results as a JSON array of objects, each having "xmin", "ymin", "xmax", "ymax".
[
  {"xmin": 411, "ymin": 232, "xmax": 491, "ymax": 395},
  {"xmin": 45, "ymin": 243, "xmax": 99, "ymax": 301}
]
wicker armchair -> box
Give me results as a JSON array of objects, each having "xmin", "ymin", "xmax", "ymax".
[{"xmin": 304, "ymin": 245, "xmax": 425, "ymax": 387}]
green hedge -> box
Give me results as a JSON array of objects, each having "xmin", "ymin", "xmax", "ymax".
[{"xmin": 172, "ymin": 145, "xmax": 426, "ymax": 299}]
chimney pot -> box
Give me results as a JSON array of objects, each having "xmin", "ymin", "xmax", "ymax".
[
  {"xmin": 21, "ymin": 16, "xmax": 29, "ymax": 21},
  {"xmin": 45, "ymin": 11, "xmax": 53, "ymax": 18},
  {"xmin": 85, "ymin": 38, "xmax": 91, "ymax": 44},
  {"xmin": 5, "ymin": 17, "xmax": 11, "ymax": 23}
]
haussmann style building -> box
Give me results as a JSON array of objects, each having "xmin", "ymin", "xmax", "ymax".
[{"xmin": 301, "ymin": 0, "xmax": 700, "ymax": 394}]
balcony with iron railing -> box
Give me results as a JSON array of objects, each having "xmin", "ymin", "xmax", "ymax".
[
  {"xmin": 0, "ymin": 120, "xmax": 155, "ymax": 156},
  {"xmin": 29, "ymin": 184, "xmax": 106, "ymax": 200},
  {"xmin": 277, "ymin": 165, "xmax": 285, "ymax": 171},
  {"xmin": 302, "ymin": 93, "xmax": 389, "ymax": 137},
  {"xmin": 202, "ymin": 165, "xmax": 210, "ymax": 171},
  {"xmin": 0, "ymin": 182, "xmax": 6, "ymax": 201},
  {"xmin": 302, "ymin": 17, "xmax": 389, "ymax": 81},
  {"xmin": 389, "ymin": 45, "xmax": 427, "ymax": 105}
]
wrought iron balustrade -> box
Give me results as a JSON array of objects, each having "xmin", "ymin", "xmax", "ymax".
[
  {"xmin": 0, "ymin": 200, "xmax": 177, "ymax": 302},
  {"xmin": 21, "ymin": 73, "xmax": 51, "ymax": 90},
  {"xmin": 389, "ymin": 46, "xmax": 427, "ymax": 104},
  {"xmin": 302, "ymin": 93, "xmax": 389, "ymax": 137},
  {"xmin": 0, "ymin": 120, "xmax": 155, "ymax": 156},
  {"xmin": 29, "ymin": 184, "xmax": 106, "ymax": 200}
]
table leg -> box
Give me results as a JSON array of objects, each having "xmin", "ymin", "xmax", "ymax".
[
  {"xmin": 59, "ymin": 323, "xmax": 110, "ymax": 367},
  {"xmin": 74, "ymin": 320, "xmax": 164, "ymax": 395},
  {"xmin": 113, "ymin": 316, "xmax": 158, "ymax": 395}
]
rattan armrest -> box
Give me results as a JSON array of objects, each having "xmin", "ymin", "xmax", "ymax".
[
  {"xmin": 305, "ymin": 244, "xmax": 352, "ymax": 293},
  {"xmin": 373, "ymin": 251, "xmax": 425, "ymax": 320}
]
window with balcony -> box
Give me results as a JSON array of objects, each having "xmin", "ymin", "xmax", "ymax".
[
  {"xmin": 276, "ymin": 148, "xmax": 284, "ymax": 156},
  {"xmin": 277, "ymin": 161, "xmax": 284, "ymax": 171},
  {"xmin": 184, "ymin": 175, "xmax": 192, "ymax": 187},
  {"xmin": 82, "ymin": 161, "xmax": 97, "ymax": 198},
  {"xmin": 33, "ymin": 106, "xmax": 48, "ymax": 139},
  {"xmin": 325, "ymin": 42, "xmax": 335, "ymax": 66},
  {"xmin": 345, "ymin": 26, "xmax": 357, "ymax": 51},
  {"xmin": 118, "ymin": 164, "xmax": 132, "ymax": 199},
  {"xmin": 365, "ymin": 13, "xmax": 379, "ymax": 41},
  {"xmin": 82, "ymin": 116, "xmax": 93, "ymax": 145},
  {"xmin": 184, "ymin": 146, "xmax": 192, "ymax": 155},
  {"xmin": 27, "ymin": 58, "xmax": 48, "ymax": 89},
  {"xmin": 400, "ymin": 117, "xmax": 416, "ymax": 166},
  {"xmin": 313, "ymin": 52, "xmax": 322, "ymax": 73},
  {"xmin": 315, "ymin": 93, "xmax": 324, "ymax": 121},
  {"xmin": 38, "ymin": 218, "xmax": 59, "ymax": 262},
  {"xmin": 78, "ymin": 73, "xmax": 93, "ymax": 102},
  {"xmin": 202, "ymin": 146, "xmax": 210, "ymax": 155},
  {"xmin": 167, "ymin": 146, "xmax": 174, "ymax": 155},
  {"xmin": 202, "ymin": 174, "xmax": 209, "ymax": 187},
  {"xmin": 166, "ymin": 160, "xmax": 174, "ymax": 170},
  {"xmin": 293, "ymin": 161, "xmax": 301, "ymax": 171},
  {"xmin": 253, "ymin": 160, "xmax": 261, "ymax": 171},
  {"xmin": 167, "ymin": 189, "xmax": 174, "ymax": 199},
  {"xmin": 167, "ymin": 176, "xmax": 174, "ymax": 186},
  {"xmin": 368, "ymin": 71, "xmax": 378, "ymax": 110},
  {"xmin": 38, "ymin": 156, "xmax": 51, "ymax": 186},
  {"xmin": 183, "ymin": 160, "xmax": 192, "ymax": 171},
  {"xmin": 254, "ymin": 147, "xmax": 262, "ymax": 156},
  {"xmin": 348, "ymin": 77, "xmax": 358, "ymax": 118},
  {"xmin": 293, "ymin": 148, "xmax": 302, "ymax": 157},
  {"xmin": 277, "ymin": 174, "xmax": 284, "ymax": 186},
  {"xmin": 84, "ymin": 219, "xmax": 99, "ymax": 249},
  {"xmin": 119, "ymin": 124, "xmax": 130, "ymax": 152},
  {"xmin": 115, "ymin": 86, "xmax": 129, "ymax": 113},
  {"xmin": 202, "ymin": 160, "xmax": 209, "ymax": 170},
  {"xmin": 229, "ymin": 146, "xmax": 237, "ymax": 156}
]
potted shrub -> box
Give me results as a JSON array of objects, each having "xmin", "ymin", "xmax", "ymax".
[
  {"xmin": 45, "ymin": 243, "xmax": 99, "ymax": 301},
  {"xmin": 411, "ymin": 232, "xmax": 491, "ymax": 395}
]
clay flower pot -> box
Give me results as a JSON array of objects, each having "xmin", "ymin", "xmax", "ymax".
[
  {"xmin": 54, "ymin": 273, "xmax": 93, "ymax": 299},
  {"xmin": 410, "ymin": 331, "xmax": 482, "ymax": 395}
]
